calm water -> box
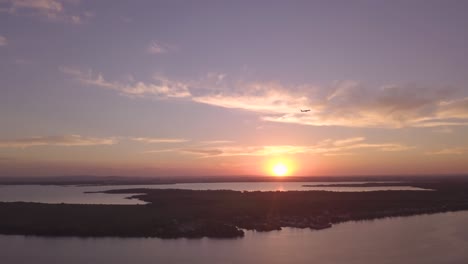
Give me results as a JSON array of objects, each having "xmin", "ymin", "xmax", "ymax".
[
  {"xmin": 1, "ymin": 211, "xmax": 467, "ymax": 264},
  {"xmin": 0, "ymin": 182, "xmax": 428, "ymax": 204}
]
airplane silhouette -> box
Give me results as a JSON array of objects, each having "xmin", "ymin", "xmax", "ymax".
[{"xmin": 300, "ymin": 109, "xmax": 311, "ymax": 112}]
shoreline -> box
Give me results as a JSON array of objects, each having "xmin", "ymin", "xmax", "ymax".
[
  {"xmin": 0, "ymin": 202, "xmax": 466, "ymax": 239},
  {"xmin": 0, "ymin": 209, "xmax": 467, "ymax": 240},
  {"xmin": 1, "ymin": 175, "xmax": 466, "ymax": 186},
  {"xmin": 1, "ymin": 180, "xmax": 468, "ymax": 239}
]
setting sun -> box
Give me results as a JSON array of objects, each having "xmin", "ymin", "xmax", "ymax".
[{"xmin": 272, "ymin": 163, "xmax": 288, "ymax": 176}]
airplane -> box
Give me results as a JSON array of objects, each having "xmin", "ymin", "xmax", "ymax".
[{"xmin": 300, "ymin": 109, "xmax": 311, "ymax": 112}]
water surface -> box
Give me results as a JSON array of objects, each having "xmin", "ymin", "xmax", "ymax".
[
  {"xmin": 0, "ymin": 182, "xmax": 428, "ymax": 204},
  {"xmin": 1, "ymin": 211, "xmax": 466, "ymax": 264}
]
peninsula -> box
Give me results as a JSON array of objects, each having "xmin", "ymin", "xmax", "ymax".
[{"xmin": 1, "ymin": 179, "xmax": 468, "ymax": 239}]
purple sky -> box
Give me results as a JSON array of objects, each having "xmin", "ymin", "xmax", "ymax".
[{"xmin": 0, "ymin": 0, "xmax": 467, "ymax": 177}]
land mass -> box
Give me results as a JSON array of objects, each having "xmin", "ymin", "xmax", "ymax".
[
  {"xmin": 302, "ymin": 182, "xmax": 424, "ymax": 188},
  {"xmin": 0, "ymin": 174, "xmax": 466, "ymax": 186},
  {"xmin": 1, "ymin": 179, "xmax": 468, "ymax": 239}
]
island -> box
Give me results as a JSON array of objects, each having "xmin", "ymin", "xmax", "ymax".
[{"xmin": 1, "ymin": 179, "xmax": 468, "ymax": 239}]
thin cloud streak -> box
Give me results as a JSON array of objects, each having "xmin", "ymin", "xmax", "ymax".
[
  {"xmin": 333, "ymin": 137, "xmax": 366, "ymax": 146},
  {"xmin": 143, "ymin": 148, "xmax": 181, "ymax": 154},
  {"xmin": 60, "ymin": 67, "xmax": 191, "ymax": 98},
  {"xmin": 426, "ymin": 147, "xmax": 468, "ymax": 155},
  {"xmin": 0, "ymin": 135, "xmax": 117, "ymax": 148},
  {"xmin": 146, "ymin": 137, "xmax": 413, "ymax": 158},
  {"xmin": 1, "ymin": 0, "xmax": 91, "ymax": 24},
  {"xmin": 200, "ymin": 140, "xmax": 235, "ymax": 145},
  {"xmin": 181, "ymin": 148, "xmax": 224, "ymax": 156},
  {"xmin": 131, "ymin": 137, "xmax": 189, "ymax": 143}
]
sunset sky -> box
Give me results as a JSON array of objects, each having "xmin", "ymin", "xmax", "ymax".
[{"xmin": 1, "ymin": 0, "xmax": 467, "ymax": 177}]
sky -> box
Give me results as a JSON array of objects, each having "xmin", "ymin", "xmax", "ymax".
[{"xmin": 0, "ymin": 0, "xmax": 468, "ymax": 177}]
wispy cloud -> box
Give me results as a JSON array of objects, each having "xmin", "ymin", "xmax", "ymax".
[
  {"xmin": 193, "ymin": 80, "xmax": 468, "ymax": 128},
  {"xmin": 0, "ymin": 35, "xmax": 7, "ymax": 46},
  {"xmin": 147, "ymin": 40, "xmax": 171, "ymax": 54},
  {"xmin": 0, "ymin": 135, "xmax": 117, "ymax": 148},
  {"xmin": 333, "ymin": 137, "xmax": 365, "ymax": 146},
  {"xmin": 323, "ymin": 152, "xmax": 354, "ymax": 157},
  {"xmin": 200, "ymin": 140, "xmax": 235, "ymax": 145},
  {"xmin": 61, "ymin": 68, "xmax": 468, "ymax": 128},
  {"xmin": 131, "ymin": 137, "xmax": 189, "ymax": 144},
  {"xmin": 143, "ymin": 148, "xmax": 180, "ymax": 154},
  {"xmin": 192, "ymin": 82, "xmax": 309, "ymax": 114},
  {"xmin": 60, "ymin": 67, "xmax": 191, "ymax": 98},
  {"xmin": 180, "ymin": 148, "xmax": 224, "ymax": 156},
  {"xmin": 426, "ymin": 147, "xmax": 468, "ymax": 155},
  {"xmin": 342, "ymin": 143, "xmax": 413, "ymax": 152},
  {"xmin": 147, "ymin": 137, "xmax": 413, "ymax": 158},
  {"xmin": 1, "ymin": 0, "xmax": 92, "ymax": 24}
]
